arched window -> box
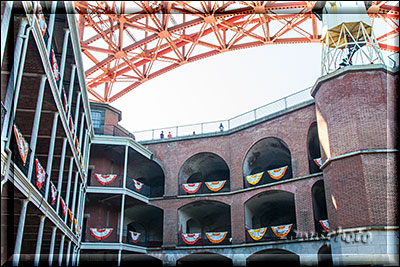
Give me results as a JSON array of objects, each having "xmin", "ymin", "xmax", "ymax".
[
  {"xmin": 307, "ymin": 122, "xmax": 322, "ymax": 174},
  {"xmin": 312, "ymin": 180, "xmax": 329, "ymax": 235}
]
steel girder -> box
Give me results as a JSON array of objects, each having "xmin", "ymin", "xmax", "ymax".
[{"xmin": 74, "ymin": 1, "xmax": 399, "ymax": 103}]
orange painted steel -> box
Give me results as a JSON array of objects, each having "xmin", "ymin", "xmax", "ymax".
[{"xmin": 74, "ymin": 1, "xmax": 399, "ymax": 103}]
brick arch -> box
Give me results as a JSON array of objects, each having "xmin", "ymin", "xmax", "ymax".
[
  {"xmin": 177, "ymin": 252, "xmax": 233, "ymax": 266},
  {"xmin": 246, "ymin": 248, "xmax": 300, "ymax": 266}
]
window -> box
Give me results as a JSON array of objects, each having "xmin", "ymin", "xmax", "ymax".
[{"xmin": 91, "ymin": 109, "xmax": 105, "ymax": 134}]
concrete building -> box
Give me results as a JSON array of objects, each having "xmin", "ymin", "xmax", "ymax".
[{"xmin": 1, "ymin": 1, "xmax": 398, "ymax": 266}]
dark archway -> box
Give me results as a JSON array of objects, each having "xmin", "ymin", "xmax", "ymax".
[
  {"xmin": 318, "ymin": 245, "xmax": 333, "ymax": 267},
  {"xmin": 243, "ymin": 137, "xmax": 292, "ymax": 187},
  {"xmin": 308, "ymin": 122, "xmax": 322, "ymax": 174},
  {"xmin": 247, "ymin": 249, "xmax": 300, "ymax": 267},
  {"xmin": 177, "ymin": 253, "xmax": 232, "ymax": 267},
  {"xmin": 312, "ymin": 180, "xmax": 329, "ymax": 235},
  {"xmin": 179, "ymin": 152, "xmax": 230, "ymax": 194}
]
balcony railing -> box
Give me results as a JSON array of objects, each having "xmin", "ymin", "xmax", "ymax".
[
  {"xmin": 132, "ymin": 87, "xmax": 313, "ymax": 141},
  {"xmin": 94, "ymin": 123, "xmax": 135, "ymax": 139},
  {"xmin": 245, "ymin": 224, "xmax": 297, "ymax": 243}
]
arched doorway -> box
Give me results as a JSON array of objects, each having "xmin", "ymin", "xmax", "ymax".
[
  {"xmin": 247, "ymin": 249, "xmax": 300, "ymax": 266},
  {"xmin": 307, "ymin": 122, "xmax": 322, "ymax": 174},
  {"xmin": 177, "ymin": 253, "xmax": 232, "ymax": 267}
]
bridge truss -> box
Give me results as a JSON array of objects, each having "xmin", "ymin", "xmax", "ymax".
[{"xmin": 74, "ymin": 1, "xmax": 399, "ymax": 103}]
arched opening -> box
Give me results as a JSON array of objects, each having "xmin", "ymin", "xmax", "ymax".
[
  {"xmin": 244, "ymin": 190, "xmax": 296, "ymax": 242},
  {"xmin": 308, "ymin": 122, "xmax": 322, "ymax": 174},
  {"xmin": 179, "ymin": 152, "xmax": 230, "ymax": 194},
  {"xmin": 124, "ymin": 200, "xmax": 163, "ymax": 247},
  {"xmin": 243, "ymin": 137, "xmax": 292, "ymax": 188},
  {"xmin": 178, "ymin": 200, "xmax": 231, "ymax": 245},
  {"xmin": 120, "ymin": 253, "xmax": 163, "ymax": 267},
  {"xmin": 247, "ymin": 249, "xmax": 300, "ymax": 267},
  {"xmin": 312, "ymin": 180, "xmax": 329, "ymax": 235},
  {"xmin": 127, "ymin": 153, "xmax": 165, "ymax": 198},
  {"xmin": 177, "ymin": 253, "xmax": 232, "ymax": 267},
  {"xmin": 318, "ymin": 245, "xmax": 333, "ymax": 267}
]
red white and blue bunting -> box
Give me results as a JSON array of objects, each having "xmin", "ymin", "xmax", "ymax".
[
  {"xmin": 69, "ymin": 117, "xmax": 75, "ymax": 138},
  {"xmin": 181, "ymin": 233, "xmax": 201, "ymax": 245},
  {"xmin": 60, "ymin": 197, "xmax": 67, "ymax": 217},
  {"xmin": 182, "ymin": 183, "xmax": 201, "ymax": 194},
  {"xmin": 314, "ymin": 158, "xmax": 323, "ymax": 168},
  {"xmin": 132, "ymin": 179, "xmax": 144, "ymax": 191},
  {"xmin": 89, "ymin": 228, "xmax": 113, "ymax": 241},
  {"xmin": 50, "ymin": 181, "xmax": 57, "ymax": 206},
  {"xmin": 62, "ymin": 89, "xmax": 69, "ymax": 114},
  {"xmin": 13, "ymin": 125, "xmax": 29, "ymax": 166},
  {"xmin": 319, "ymin": 220, "xmax": 330, "ymax": 232},
  {"xmin": 95, "ymin": 174, "xmax": 117, "ymax": 185},
  {"xmin": 35, "ymin": 2, "xmax": 47, "ymax": 36},
  {"xmin": 248, "ymin": 227, "xmax": 267, "ymax": 241},
  {"xmin": 35, "ymin": 158, "xmax": 46, "ymax": 190},
  {"xmin": 271, "ymin": 224, "xmax": 292, "ymax": 238},
  {"xmin": 246, "ymin": 172, "xmax": 264, "ymax": 185},
  {"xmin": 267, "ymin": 166, "xmax": 288, "ymax": 180},
  {"xmin": 205, "ymin": 180, "xmax": 226, "ymax": 192},
  {"xmin": 51, "ymin": 49, "xmax": 60, "ymax": 82},
  {"xmin": 129, "ymin": 231, "xmax": 141, "ymax": 243},
  {"xmin": 205, "ymin": 232, "xmax": 227, "ymax": 244}
]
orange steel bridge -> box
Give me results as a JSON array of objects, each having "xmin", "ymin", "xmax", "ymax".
[{"xmin": 74, "ymin": 1, "xmax": 399, "ymax": 103}]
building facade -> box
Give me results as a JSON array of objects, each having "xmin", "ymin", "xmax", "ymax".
[{"xmin": 1, "ymin": 1, "xmax": 398, "ymax": 267}]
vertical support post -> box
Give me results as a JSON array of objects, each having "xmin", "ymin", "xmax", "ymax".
[
  {"xmin": 34, "ymin": 215, "xmax": 46, "ymax": 266},
  {"xmin": 1, "ymin": 1, "xmax": 13, "ymax": 67},
  {"xmin": 27, "ymin": 75, "xmax": 47, "ymax": 179},
  {"xmin": 13, "ymin": 199, "xmax": 29, "ymax": 266},
  {"xmin": 65, "ymin": 241, "xmax": 71, "ymax": 266},
  {"xmin": 48, "ymin": 227, "xmax": 57, "ymax": 266},
  {"xmin": 70, "ymin": 172, "xmax": 79, "ymax": 228},
  {"xmin": 1, "ymin": 17, "xmax": 27, "ymax": 143},
  {"xmin": 44, "ymin": 112, "xmax": 59, "ymax": 201},
  {"xmin": 58, "ymin": 235, "xmax": 65, "ymax": 266},
  {"xmin": 123, "ymin": 145, "xmax": 128, "ymax": 188},
  {"xmin": 118, "ymin": 250, "xmax": 122, "ymax": 266},
  {"xmin": 71, "ymin": 246, "xmax": 76, "ymax": 266},
  {"xmin": 66, "ymin": 65, "xmax": 76, "ymax": 119},
  {"xmin": 45, "ymin": 1, "xmax": 58, "ymax": 53},
  {"xmin": 64, "ymin": 157, "xmax": 74, "ymax": 223},
  {"xmin": 56, "ymin": 138, "xmax": 67, "ymax": 215},
  {"xmin": 73, "ymin": 93, "xmax": 82, "ymax": 142},
  {"xmin": 58, "ymin": 29, "xmax": 70, "ymax": 92},
  {"xmin": 119, "ymin": 195, "xmax": 126, "ymax": 244}
]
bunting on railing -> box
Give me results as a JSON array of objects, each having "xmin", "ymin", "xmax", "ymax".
[
  {"xmin": 35, "ymin": 158, "xmax": 46, "ymax": 190},
  {"xmin": 205, "ymin": 232, "xmax": 227, "ymax": 244},
  {"xmin": 246, "ymin": 172, "xmax": 263, "ymax": 185},
  {"xmin": 181, "ymin": 233, "xmax": 201, "ymax": 245},
  {"xmin": 13, "ymin": 125, "xmax": 29, "ymax": 166},
  {"xmin": 248, "ymin": 227, "xmax": 267, "ymax": 241},
  {"xmin": 182, "ymin": 182, "xmax": 201, "ymax": 194},
  {"xmin": 35, "ymin": 2, "xmax": 47, "ymax": 36},
  {"xmin": 133, "ymin": 179, "xmax": 144, "ymax": 192},
  {"xmin": 68, "ymin": 209, "xmax": 73, "ymax": 225},
  {"xmin": 62, "ymin": 89, "xmax": 69, "ymax": 114},
  {"xmin": 50, "ymin": 181, "xmax": 57, "ymax": 206},
  {"xmin": 319, "ymin": 220, "xmax": 330, "ymax": 232},
  {"xmin": 89, "ymin": 228, "xmax": 113, "ymax": 241},
  {"xmin": 271, "ymin": 224, "xmax": 292, "ymax": 238},
  {"xmin": 267, "ymin": 166, "xmax": 288, "ymax": 180},
  {"xmin": 314, "ymin": 158, "xmax": 323, "ymax": 168},
  {"xmin": 205, "ymin": 180, "xmax": 226, "ymax": 192},
  {"xmin": 129, "ymin": 231, "xmax": 141, "ymax": 243},
  {"xmin": 69, "ymin": 117, "xmax": 75, "ymax": 137},
  {"xmin": 60, "ymin": 197, "xmax": 67, "ymax": 217},
  {"xmin": 94, "ymin": 174, "xmax": 117, "ymax": 185},
  {"xmin": 74, "ymin": 219, "xmax": 78, "ymax": 234},
  {"xmin": 51, "ymin": 49, "xmax": 60, "ymax": 82}
]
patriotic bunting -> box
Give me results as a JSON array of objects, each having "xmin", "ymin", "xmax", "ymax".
[
  {"xmin": 248, "ymin": 227, "xmax": 267, "ymax": 241},
  {"xmin": 60, "ymin": 197, "xmax": 67, "ymax": 216},
  {"xmin": 62, "ymin": 89, "xmax": 69, "ymax": 114},
  {"xmin": 35, "ymin": 158, "xmax": 46, "ymax": 190},
  {"xmin": 182, "ymin": 182, "xmax": 201, "ymax": 194},
  {"xmin": 133, "ymin": 179, "xmax": 144, "ymax": 191},
  {"xmin": 89, "ymin": 228, "xmax": 113, "ymax": 241},
  {"xmin": 51, "ymin": 49, "xmax": 60, "ymax": 82},
  {"xmin": 13, "ymin": 125, "xmax": 29, "ymax": 166},
  {"xmin": 205, "ymin": 232, "xmax": 227, "ymax": 244},
  {"xmin": 94, "ymin": 174, "xmax": 117, "ymax": 185},
  {"xmin": 319, "ymin": 219, "xmax": 330, "ymax": 232},
  {"xmin": 35, "ymin": 3, "xmax": 47, "ymax": 36},
  {"xmin": 267, "ymin": 166, "xmax": 288, "ymax": 180},
  {"xmin": 246, "ymin": 172, "xmax": 263, "ymax": 185},
  {"xmin": 271, "ymin": 224, "xmax": 292, "ymax": 238},
  {"xmin": 68, "ymin": 209, "xmax": 73, "ymax": 225},
  {"xmin": 205, "ymin": 180, "xmax": 226, "ymax": 192},
  {"xmin": 50, "ymin": 181, "xmax": 57, "ymax": 206},
  {"xmin": 74, "ymin": 219, "xmax": 78, "ymax": 233},
  {"xmin": 314, "ymin": 158, "xmax": 323, "ymax": 168},
  {"xmin": 129, "ymin": 231, "xmax": 141, "ymax": 243},
  {"xmin": 181, "ymin": 233, "xmax": 201, "ymax": 245},
  {"xmin": 69, "ymin": 117, "xmax": 75, "ymax": 137}
]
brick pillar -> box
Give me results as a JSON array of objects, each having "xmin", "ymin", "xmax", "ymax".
[
  {"xmin": 230, "ymin": 196, "xmax": 245, "ymax": 244},
  {"xmin": 162, "ymin": 206, "xmax": 178, "ymax": 247},
  {"xmin": 294, "ymin": 180, "xmax": 316, "ymax": 236}
]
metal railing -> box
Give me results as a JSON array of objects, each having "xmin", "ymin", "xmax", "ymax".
[{"xmin": 132, "ymin": 87, "xmax": 313, "ymax": 141}]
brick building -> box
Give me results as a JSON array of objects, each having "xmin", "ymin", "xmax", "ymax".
[{"xmin": 1, "ymin": 1, "xmax": 398, "ymax": 266}]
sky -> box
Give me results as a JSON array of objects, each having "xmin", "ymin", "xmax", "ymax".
[{"xmin": 113, "ymin": 42, "xmax": 323, "ymax": 134}]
